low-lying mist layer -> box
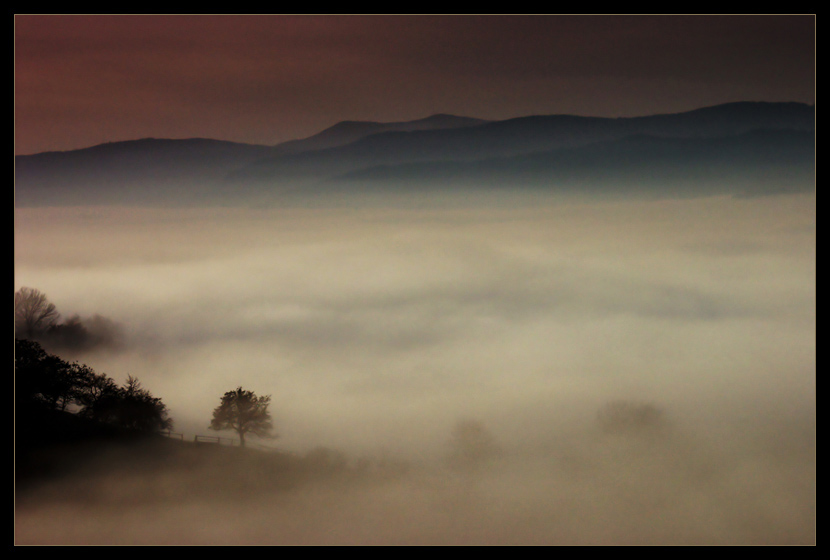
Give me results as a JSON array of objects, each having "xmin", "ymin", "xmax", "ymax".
[{"xmin": 14, "ymin": 191, "xmax": 815, "ymax": 544}]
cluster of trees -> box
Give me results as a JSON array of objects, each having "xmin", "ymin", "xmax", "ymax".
[
  {"xmin": 15, "ymin": 338, "xmax": 172, "ymax": 433},
  {"xmin": 14, "ymin": 287, "xmax": 124, "ymax": 353}
]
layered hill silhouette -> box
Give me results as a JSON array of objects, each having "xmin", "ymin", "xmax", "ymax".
[
  {"xmin": 330, "ymin": 129, "xmax": 815, "ymax": 199},
  {"xmin": 271, "ymin": 113, "xmax": 490, "ymax": 154},
  {"xmin": 15, "ymin": 102, "xmax": 815, "ymax": 207}
]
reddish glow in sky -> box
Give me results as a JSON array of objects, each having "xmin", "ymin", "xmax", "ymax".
[{"xmin": 14, "ymin": 15, "xmax": 815, "ymax": 155}]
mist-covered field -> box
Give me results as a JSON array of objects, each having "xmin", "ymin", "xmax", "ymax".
[{"xmin": 14, "ymin": 190, "xmax": 815, "ymax": 545}]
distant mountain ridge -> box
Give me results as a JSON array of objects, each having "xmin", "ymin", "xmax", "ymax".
[
  {"xmin": 271, "ymin": 114, "xmax": 490, "ymax": 154},
  {"xmin": 14, "ymin": 102, "xmax": 815, "ymax": 207},
  {"xmin": 15, "ymin": 138, "xmax": 278, "ymax": 206},
  {"xmin": 329, "ymin": 129, "xmax": 814, "ymax": 199},
  {"xmin": 229, "ymin": 101, "xmax": 815, "ymax": 184}
]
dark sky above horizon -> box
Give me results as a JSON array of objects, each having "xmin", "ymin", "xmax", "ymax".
[{"xmin": 15, "ymin": 15, "xmax": 815, "ymax": 155}]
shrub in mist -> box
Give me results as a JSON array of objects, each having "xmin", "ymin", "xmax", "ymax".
[
  {"xmin": 446, "ymin": 419, "xmax": 502, "ymax": 472},
  {"xmin": 596, "ymin": 400, "xmax": 669, "ymax": 437}
]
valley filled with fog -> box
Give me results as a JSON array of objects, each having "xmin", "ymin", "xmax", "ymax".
[{"xmin": 14, "ymin": 190, "xmax": 815, "ymax": 544}]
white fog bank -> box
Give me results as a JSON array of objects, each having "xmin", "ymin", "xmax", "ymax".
[{"xmin": 15, "ymin": 192, "xmax": 815, "ymax": 544}]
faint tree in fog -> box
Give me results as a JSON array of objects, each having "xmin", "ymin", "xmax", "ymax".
[
  {"xmin": 45, "ymin": 313, "xmax": 126, "ymax": 352},
  {"xmin": 14, "ymin": 287, "xmax": 59, "ymax": 339},
  {"xmin": 45, "ymin": 315, "xmax": 89, "ymax": 350},
  {"xmin": 447, "ymin": 419, "xmax": 501, "ymax": 471},
  {"xmin": 77, "ymin": 313, "xmax": 125, "ymax": 350},
  {"xmin": 209, "ymin": 387, "xmax": 275, "ymax": 447},
  {"xmin": 304, "ymin": 446, "xmax": 349, "ymax": 474},
  {"xmin": 14, "ymin": 287, "xmax": 125, "ymax": 353},
  {"xmin": 597, "ymin": 400, "xmax": 668, "ymax": 436}
]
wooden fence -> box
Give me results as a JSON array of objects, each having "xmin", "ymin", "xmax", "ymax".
[
  {"xmin": 162, "ymin": 430, "xmax": 278, "ymax": 451},
  {"xmin": 194, "ymin": 434, "xmax": 238, "ymax": 446}
]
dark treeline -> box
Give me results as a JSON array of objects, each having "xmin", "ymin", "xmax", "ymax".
[{"xmin": 15, "ymin": 337, "xmax": 172, "ymax": 433}]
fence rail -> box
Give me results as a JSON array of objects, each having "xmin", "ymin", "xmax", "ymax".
[
  {"xmin": 161, "ymin": 431, "xmax": 279, "ymax": 452},
  {"xmin": 194, "ymin": 434, "xmax": 237, "ymax": 446}
]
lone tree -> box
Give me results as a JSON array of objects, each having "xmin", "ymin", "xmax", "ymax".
[
  {"xmin": 15, "ymin": 287, "xmax": 60, "ymax": 339},
  {"xmin": 209, "ymin": 387, "xmax": 274, "ymax": 446}
]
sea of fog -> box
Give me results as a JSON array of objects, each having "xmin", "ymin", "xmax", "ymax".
[{"xmin": 14, "ymin": 191, "xmax": 815, "ymax": 544}]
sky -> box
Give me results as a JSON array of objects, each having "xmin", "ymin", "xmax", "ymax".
[{"xmin": 14, "ymin": 14, "xmax": 815, "ymax": 155}]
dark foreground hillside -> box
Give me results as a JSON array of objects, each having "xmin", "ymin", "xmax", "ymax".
[{"xmin": 15, "ymin": 406, "xmax": 324, "ymax": 503}]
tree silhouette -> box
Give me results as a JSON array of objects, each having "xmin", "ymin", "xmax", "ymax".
[
  {"xmin": 15, "ymin": 338, "xmax": 81, "ymax": 411},
  {"xmin": 74, "ymin": 369, "xmax": 120, "ymax": 419},
  {"xmin": 70, "ymin": 373, "xmax": 174, "ymax": 432},
  {"xmin": 34, "ymin": 355, "xmax": 78, "ymax": 411},
  {"xmin": 209, "ymin": 387, "xmax": 275, "ymax": 446},
  {"xmin": 44, "ymin": 313, "xmax": 126, "ymax": 352},
  {"xmin": 15, "ymin": 287, "xmax": 59, "ymax": 339},
  {"xmin": 15, "ymin": 338, "xmax": 172, "ymax": 433},
  {"xmin": 15, "ymin": 338, "xmax": 53, "ymax": 408},
  {"xmin": 106, "ymin": 375, "xmax": 174, "ymax": 432}
]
